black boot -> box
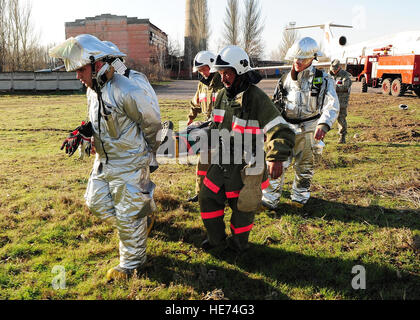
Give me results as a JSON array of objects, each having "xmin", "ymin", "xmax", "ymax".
[
  {"xmin": 201, "ymin": 239, "xmax": 216, "ymax": 251},
  {"xmin": 201, "ymin": 236, "xmax": 227, "ymax": 252},
  {"xmin": 338, "ymin": 135, "xmax": 346, "ymax": 144}
]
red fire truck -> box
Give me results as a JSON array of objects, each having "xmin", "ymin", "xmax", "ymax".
[{"xmin": 346, "ymin": 46, "xmax": 420, "ymax": 97}]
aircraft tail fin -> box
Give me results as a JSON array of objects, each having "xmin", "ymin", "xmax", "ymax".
[{"xmin": 286, "ymin": 23, "xmax": 353, "ymax": 58}]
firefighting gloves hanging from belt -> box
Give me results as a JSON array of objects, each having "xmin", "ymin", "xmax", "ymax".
[
  {"xmin": 237, "ymin": 163, "xmax": 265, "ymax": 213},
  {"xmin": 61, "ymin": 121, "xmax": 94, "ymax": 157}
]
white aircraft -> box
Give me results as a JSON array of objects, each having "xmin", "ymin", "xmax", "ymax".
[
  {"xmin": 253, "ymin": 22, "xmax": 420, "ymax": 71},
  {"xmin": 288, "ymin": 22, "xmax": 420, "ymax": 62}
]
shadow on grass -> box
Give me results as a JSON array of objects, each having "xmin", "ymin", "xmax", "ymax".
[
  {"xmin": 145, "ymin": 254, "xmax": 289, "ymax": 300},
  {"xmin": 221, "ymin": 243, "xmax": 420, "ymax": 300},
  {"xmin": 151, "ymin": 221, "xmax": 420, "ymax": 300},
  {"xmin": 369, "ymin": 144, "xmax": 420, "ymax": 148},
  {"xmin": 273, "ymin": 192, "xmax": 420, "ymax": 231}
]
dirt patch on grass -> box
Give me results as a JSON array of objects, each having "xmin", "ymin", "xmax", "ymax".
[
  {"xmin": 350, "ymin": 94, "xmax": 419, "ymax": 143},
  {"xmin": 319, "ymin": 155, "xmax": 375, "ymax": 169},
  {"xmin": 371, "ymin": 178, "xmax": 420, "ymax": 209},
  {"xmin": 336, "ymin": 144, "xmax": 364, "ymax": 154},
  {"xmin": 0, "ymin": 236, "xmax": 11, "ymax": 248}
]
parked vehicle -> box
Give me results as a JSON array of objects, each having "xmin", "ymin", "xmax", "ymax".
[{"xmin": 345, "ymin": 46, "xmax": 420, "ymax": 97}]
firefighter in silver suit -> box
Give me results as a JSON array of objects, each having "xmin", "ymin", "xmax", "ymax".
[
  {"xmin": 50, "ymin": 34, "xmax": 162, "ymax": 281},
  {"xmin": 262, "ymin": 37, "xmax": 340, "ymax": 209},
  {"xmin": 102, "ymin": 41, "xmax": 161, "ymax": 174}
]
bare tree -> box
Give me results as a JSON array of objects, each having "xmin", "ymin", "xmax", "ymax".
[
  {"xmin": 223, "ymin": 0, "xmax": 240, "ymax": 46},
  {"xmin": 271, "ymin": 24, "xmax": 299, "ymax": 61},
  {"xmin": 18, "ymin": 0, "xmax": 38, "ymax": 69},
  {"xmin": 0, "ymin": 0, "xmax": 8, "ymax": 71},
  {"xmin": 166, "ymin": 37, "xmax": 183, "ymax": 79},
  {"xmin": 0, "ymin": 0, "xmax": 45, "ymax": 71},
  {"xmin": 242, "ymin": 0, "xmax": 264, "ymax": 60},
  {"xmin": 8, "ymin": 0, "xmax": 21, "ymax": 71},
  {"xmin": 0, "ymin": 0, "xmax": 51, "ymax": 71},
  {"xmin": 168, "ymin": 37, "xmax": 181, "ymax": 57}
]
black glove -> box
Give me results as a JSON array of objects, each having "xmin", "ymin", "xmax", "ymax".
[
  {"xmin": 61, "ymin": 132, "xmax": 82, "ymax": 157},
  {"xmin": 61, "ymin": 122, "xmax": 93, "ymax": 157}
]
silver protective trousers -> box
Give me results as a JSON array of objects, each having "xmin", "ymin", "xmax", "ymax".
[
  {"xmin": 262, "ymin": 131, "xmax": 315, "ymax": 207},
  {"xmin": 85, "ymin": 160, "xmax": 155, "ymax": 270}
]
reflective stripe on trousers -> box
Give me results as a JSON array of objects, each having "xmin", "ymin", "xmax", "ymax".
[{"xmin": 199, "ymin": 165, "xmax": 257, "ymax": 251}]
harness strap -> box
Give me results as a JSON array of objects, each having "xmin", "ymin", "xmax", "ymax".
[{"xmin": 281, "ymin": 112, "xmax": 321, "ymax": 125}]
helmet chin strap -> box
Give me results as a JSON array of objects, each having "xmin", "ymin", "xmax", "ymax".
[
  {"xmin": 89, "ymin": 56, "xmax": 110, "ymax": 90},
  {"xmin": 97, "ymin": 63, "xmax": 111, "ymax": 87}
]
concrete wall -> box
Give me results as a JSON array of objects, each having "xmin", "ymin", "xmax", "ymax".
[{"xmin": 0, "ymin": 72, "xmax": 83, "ymax": 92}]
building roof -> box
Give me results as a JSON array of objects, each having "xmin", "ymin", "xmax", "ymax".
[{"xmin": 65, "ymin": 14, "xmax": 167, "ymax": 36}]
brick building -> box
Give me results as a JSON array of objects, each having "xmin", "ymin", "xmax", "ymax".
[{"xmin": 65, "ymin": 14, "xmax": 168, "ymax": 66}]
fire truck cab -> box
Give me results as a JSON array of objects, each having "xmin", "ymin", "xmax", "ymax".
[{"xmin": 345, "ymin": 46, "xmax": 420, "ymax": 97}]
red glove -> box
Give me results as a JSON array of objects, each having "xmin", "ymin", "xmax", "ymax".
[
  {"xmin": 61, "ymin": 122, "xmax": 93, "ymax": 157},
  {"xmin": 314, "ymin": 125, "xmax": 328, "ymax": 141},
  {"xmin": 268, "ymin": 161, "xmax": 283, "ymax": 180}
]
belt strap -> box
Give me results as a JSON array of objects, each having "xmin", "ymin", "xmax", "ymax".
[{"xmin": 282, "ymin": 112, "xmax": 321, "ymax": 125}]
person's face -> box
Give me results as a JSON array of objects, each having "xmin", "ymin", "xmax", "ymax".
[
  {"xmin": 219, "ymin": 68, "xmax": 237, "ymax": 88},
  {"xmin": 76, "ymin": 64, "xmax": 93, "ymax": 88},
  {"xmin": 76, "ymin": 61, "xmax": 105, "ymax": 88},
  {"xmin": 198, "ymin": 65, "xmax": 211, "ymax": 79},
  {"xmin": 333, "ymin": 67, "xmax": 341, "ymax": 75},
  {"xmin": 293, "ymin": 57, "xmax": 314, "ymax": 72}
]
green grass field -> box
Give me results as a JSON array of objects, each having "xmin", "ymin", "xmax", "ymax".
[{"xmin": 0, "ymin": 92, "xmax": 419, "ymax": 300}]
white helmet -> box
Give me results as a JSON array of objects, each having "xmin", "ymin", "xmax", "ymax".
[
  {"xmin": 102, "ymin": 40, "xmax": 121, "ymax": 53},
  {"xmin": 102, "ymin": 40, "xmax": 128, "ymax": 75},
  {"xmin": 285, "ymin": 37, "xmax": 323, "ymax": 61},
  {"xmin": 49, "ymin": 34, "xmax": 126, "ymax": 72},
  {"xmin": 193, "ymin": 51, "xmax": 216, "ymax": 72},
  {"xmin": 210, "ymin": 45, "xmax": 252, "ymax": 75}
]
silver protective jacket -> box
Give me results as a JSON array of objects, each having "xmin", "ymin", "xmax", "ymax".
[
  {"xmin": 281, "ymin": 65, "xmax": 340, "ymax": 133},
  {"xmin": 128, "ymin": 70, "xmax": 160, "ymax": 109},
  {"xmin": 85, "ymin": 74, "xmax": 161, "ymax": 270},
  {"xmin": 88, "ymin": 74, "xmax": 162, "ymax": 159},
  {"xmin": 127, "ymin": 70, "xmax": 161, "ymax": 168}
]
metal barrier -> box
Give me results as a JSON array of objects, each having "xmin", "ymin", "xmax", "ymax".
[{"xmin": 0, "ymin": 72, "xmax": 83, "ymax": 92}]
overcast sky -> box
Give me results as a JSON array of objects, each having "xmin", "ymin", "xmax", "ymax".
[{"xmin": 30, "ymin": 0, "xmax": 420, "ymax": 59}]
